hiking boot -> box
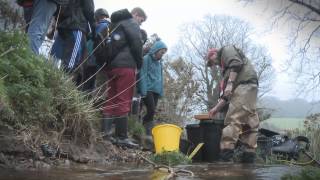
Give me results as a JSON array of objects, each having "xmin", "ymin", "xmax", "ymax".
[
  {"xmin": 220, "ymin": 149, "xmax": 234, "ymax": 162},
  {"xmin": 240, "ymin": 152, "xmax": 256, "ymax": 163}
]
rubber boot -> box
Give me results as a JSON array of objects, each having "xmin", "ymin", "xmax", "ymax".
[
  {"xmin": 143, "ymin": 121, "xmax": 154, "ymax": 136},
  {"xmin": 101, "ymin": 116, "xmax": 114, "ymax": 140},
  {"xmin": 114, "ymin": 116, "xmax": 139, "ymax": 149},
  {"xmin": 141, "ymin": 121, "xmax": 154, "ymax": 151},
  {"xmin": 220, "ymin": 149, "xmax": 234, "ymax": 162},
  {"xmin": 240, "ymin": 152, "xmax": 256, "ymax": 163}
]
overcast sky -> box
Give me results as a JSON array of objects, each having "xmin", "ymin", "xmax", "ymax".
[{"xmin": 93, "ymin": 0, "xmax": 301, "ymax": 100}]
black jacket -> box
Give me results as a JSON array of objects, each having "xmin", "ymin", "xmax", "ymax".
[
  {"xmin": 108, "ymin": 9, "xmax": 143, "ymax": 69},
  {"xmin": 57, "ymin": 0, "xmax": 95, "ymax": 34}
]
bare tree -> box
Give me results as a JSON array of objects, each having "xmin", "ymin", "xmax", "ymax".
[
  {"xmin": 249, "ymin": 46, "xmax": 274, "ymax": 98},
  {"xmin": 171, "ymin": 15, "xmax": 274, "ymax": 111},
  {"xmin": 240, "ymin": 0, "xmax": 320, "ymax": 98},
  {"xmin": 157, "ymin": 56, "xmax": 200, "ymax": 125}
]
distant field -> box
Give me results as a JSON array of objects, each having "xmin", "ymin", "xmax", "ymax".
[{"xmin": 261, "ymin": 117, "xmax": 305, "ymax": 130}]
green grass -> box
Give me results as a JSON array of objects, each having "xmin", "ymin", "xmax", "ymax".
[
  {"xmin": 261, "ymin": 117, "xmax": 305, "ymax": 130},
  {"xmin": 150, "ymin": 151, "xmax": 191, "ymax": 166},
  {"xmin": 0, "ymin": 31, "xmax": 98, "ymax": 145}
]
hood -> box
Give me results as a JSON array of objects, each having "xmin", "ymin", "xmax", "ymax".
[
  {"xmin": 111, "ymin": 9, "xmax": 132, "ymax": 24},
  {"xmin": 148, "ymin": 40, "xmax": 167, "ymax": 55}
]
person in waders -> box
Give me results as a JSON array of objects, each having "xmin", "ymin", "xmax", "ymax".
[{"xmin": 207, "ymin": 46, "xmax": 259, "ymax": 163}]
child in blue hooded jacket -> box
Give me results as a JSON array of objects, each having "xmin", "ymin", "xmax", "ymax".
[{"xmin": 138, "ymin": 40, "xmax": 167, "ymax": 135}]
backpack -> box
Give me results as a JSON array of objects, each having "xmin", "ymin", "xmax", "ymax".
[
  {"xmin": 94, "ymin": 24, "xmax": 127, "ymax": 67},
  {"xmin": 94, "ymin": 32, "xmax": 112, "ymax": 67}
]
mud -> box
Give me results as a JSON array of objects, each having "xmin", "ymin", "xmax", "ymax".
[{"xmin": 0, "ymin": 124, "xmax": 151, "ymax": 170}]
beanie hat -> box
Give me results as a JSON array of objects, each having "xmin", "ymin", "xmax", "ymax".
[{"xmin": 206, "ymin": 48, "xmax": 218, "ymax": 66}]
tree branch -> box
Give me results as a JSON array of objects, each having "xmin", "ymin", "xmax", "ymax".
[{"xmin": 289, "ymin": 0, "xmax": 320, "ymax": 16}]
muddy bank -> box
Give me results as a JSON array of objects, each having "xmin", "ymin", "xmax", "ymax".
[{"xmin": 0, "ymin": 125, "xmax": 151, "ymax": 170}]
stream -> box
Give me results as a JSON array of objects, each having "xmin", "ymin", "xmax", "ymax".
[{"xmin": 0, "ymin": 162, "xmax": 300, "ymax": 180}]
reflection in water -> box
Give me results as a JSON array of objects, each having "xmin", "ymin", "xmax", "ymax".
[{"xmin": 0, "ymin": 163, "xmax": 299, "ymax": 180}]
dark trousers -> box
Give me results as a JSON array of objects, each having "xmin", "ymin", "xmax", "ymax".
[
  {"xmin": 81, "ymin": 65, "xmax": 97, "ymax": 92},
  {"xmin": 142, "ymin": 91, "xmax": 159, "ymax": 124}
]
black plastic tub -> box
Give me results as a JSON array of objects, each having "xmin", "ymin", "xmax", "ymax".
[
  {"xmin": 185, "ymin": 120, "xmax": 224, "ymax": 162},
  {"xmin": 185, "ymin": 124, "xmax": 203, "ymax": 162},
  {"xmin": 179, "ymin": 139, "xmax": 193, "ymax": 156},
  {"xmin": 200, "ymin": 120, "xmax": 224, "ymax": 162}
]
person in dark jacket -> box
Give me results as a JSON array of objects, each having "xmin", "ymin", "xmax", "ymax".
[
  {"xmin": 50, "ymin": 0, "xmax": 95, "ymax": 77},
  {"xmin": 82, "ymin": 8, "xmax": 110, "ymax": 92},
  {"xmin": 101, "ymin": 8, "xmax": 144, "ymax": 148}
]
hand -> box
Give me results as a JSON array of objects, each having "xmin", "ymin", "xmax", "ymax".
[
  {"xmin": 208, "ymin": 106, "xmax": 219, "ymax": 118},
  {"xmin": 223, "ymin": 82, "xmax": 233, "ymax": 99}
]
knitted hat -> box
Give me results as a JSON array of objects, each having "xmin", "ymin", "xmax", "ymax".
[{"xmin": 206, "ymin": 48, "xmax": 218, "ymax": 66}]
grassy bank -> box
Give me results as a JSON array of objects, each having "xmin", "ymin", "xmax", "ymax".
[{"xmin": 0, "ymin": 31, "xmax": 99, "ymax": 146}]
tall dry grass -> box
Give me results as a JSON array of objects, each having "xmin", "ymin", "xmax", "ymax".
[
  {"xmin": 0, "ymin": 31, "xmax": 99, "ymax": 148},
  {"xmin": 289, "ymin": 113, "xmax": 320, "ymax": 161}
]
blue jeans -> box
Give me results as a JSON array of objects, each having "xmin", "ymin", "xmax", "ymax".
[{"xmin": 27, "ymin": 0, "xmax": 57, "ymax": 54}]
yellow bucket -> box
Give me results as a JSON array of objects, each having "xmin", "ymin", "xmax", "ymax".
[{"xmin": 152, "ymin": 124, "xmax": 182, "ymax": 154}]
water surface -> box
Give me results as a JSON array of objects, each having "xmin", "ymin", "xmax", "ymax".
[{"xmin": 0, "ymin": 163, "xmax": 300, "ymax": 180}]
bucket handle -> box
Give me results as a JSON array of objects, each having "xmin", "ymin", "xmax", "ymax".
[{"xmin": 188, "ymin": 143, "xmax": 204, "ymax": 160}]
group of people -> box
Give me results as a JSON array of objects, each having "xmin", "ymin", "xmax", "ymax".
[
  {"xmin": 17, "ymin": 0, "xmax": 168, "ymax": 149},
  {"xmin": 17, "ymin": 0, "xmax": 259, "ymax": 163}
]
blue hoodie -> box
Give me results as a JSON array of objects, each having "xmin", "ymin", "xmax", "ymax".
[{"xmin": 138, "ymin": 40, "xmax": 167, "ymax": 97}]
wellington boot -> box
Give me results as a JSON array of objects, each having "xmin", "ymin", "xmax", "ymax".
[
  {"xmin": 101, "ymin": 116, "xmax": 113, "ymax": 140},
  {"xmin": 142, "ymin": 135, "xmax": 154, "ymax": 151},
  {"xmin": 240, "ymin": 152, "xmax": 256, "ymax": 163},
  {"xmin": 143, "ymin": 121, "xmax": 154, "ymax": 136},
  {"xmin": 114, "ymin": 116, "xmax": 139, "ymax": 149},
  {"xmin": 220, "ymin": 149, "xmax": 234, "ymax": 162}
]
